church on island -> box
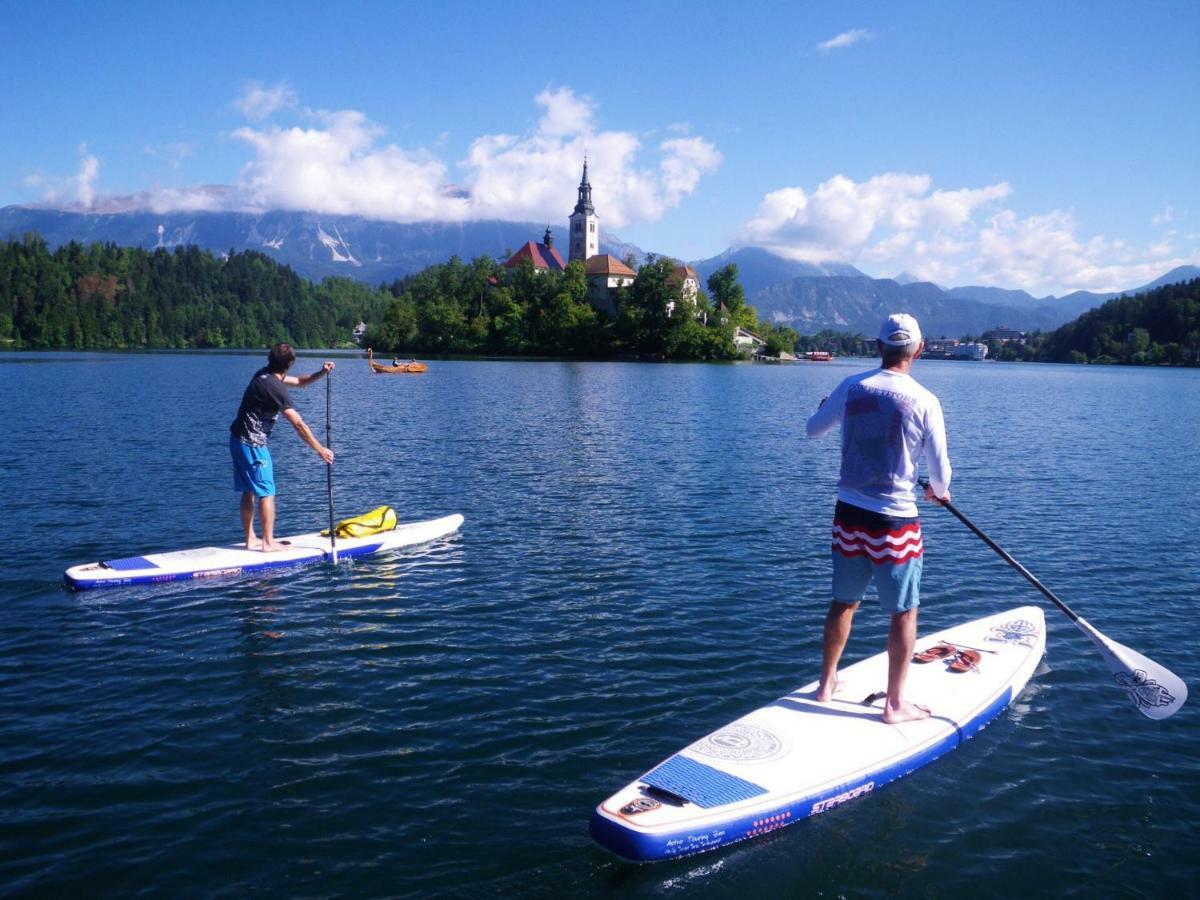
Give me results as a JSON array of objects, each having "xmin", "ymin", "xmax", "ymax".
[{"xmin": 502, "ymin": 161, "xmax": 699, "ymax": 317}]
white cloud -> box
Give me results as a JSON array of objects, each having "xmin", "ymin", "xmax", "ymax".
[
  {"xmin": 234, "ymin": 81, "xmax": 298, "ymax": 121},
  {"xmin": 231, "ymin": 108, "xmax": 461, "ymax": 219},
  {"xmin": 44, "ymin": 86, "xmax": 720, "ymax": 229},
  {"xmin": 740, "ymin": 172, "xmax": 1010, "ymax": 264},
  {"xmin": 1151, "ymin": 205, "xmax": 1174, "ymax": 226},
  {"xmin": 737, "ymin": 172, "xmax": 1198, "ymax": 293},
  {"xmin": 974, "ymin": 209, "xmax": 1193, "ymax": 293},
  {"xmin": 818, "ymin": 29, "xmax": 872, "ymax": 52},
  {"xmin": 459, "ymin": 86, "xmax": 721, "ymax": 228},
  {"xmin": 25, "ymin": 144, "xmax": 102, "ymax": 209}
]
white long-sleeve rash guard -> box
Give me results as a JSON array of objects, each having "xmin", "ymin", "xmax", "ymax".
[{"xmin": 806, "ymin": 368, "xmax": 951, "ymax": 517}]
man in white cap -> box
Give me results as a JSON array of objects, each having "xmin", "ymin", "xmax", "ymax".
[{"xmin": 805, "ymin": 313, "xmax": 952, "ymax": 723}]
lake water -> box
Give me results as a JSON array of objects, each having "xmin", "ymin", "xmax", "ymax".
[{"xmin": 1, "ymin": 352, "xmax": 1197, "ymax": 897}]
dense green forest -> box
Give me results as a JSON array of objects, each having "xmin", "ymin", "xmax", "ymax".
[
  {"xmin": 7, "ymin": 231, "xmax": 1192, "ymax": 365},
  {"xmin": 0, "ymin": 235, "xmax": 389, "ymax": 349},
  {"xmin": 366, "ymin": 254, "xmax": 795, "ymax": 360},
  {"xmin": 0, "ymin": 235, "xmax": 794, "ymax": 360},
  {"xmin": 977, "ymin": 278, "xmax": 1200, "ymax": 366}
]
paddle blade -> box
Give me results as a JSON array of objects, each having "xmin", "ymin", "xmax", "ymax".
[{"xmin": 1076, "ymin": 617, "xmax": 1188, "ymax": 720}]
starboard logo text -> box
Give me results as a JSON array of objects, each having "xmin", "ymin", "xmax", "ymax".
[{"xmin": 811, "ymin": 782, "xmax": 875, "ymax": 814}]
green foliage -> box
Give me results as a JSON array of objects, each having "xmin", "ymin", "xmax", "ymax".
[
  {"xmin": 0, "ymin": 235, "xmax": 389, "ymax": 350},
  {"xmin": 1040, "ymin": 278, "xmax": 1200, "ymax": 366},
  {"xmin": 0, "ymin": 234, "xmax": 773, "ymax": 362}
]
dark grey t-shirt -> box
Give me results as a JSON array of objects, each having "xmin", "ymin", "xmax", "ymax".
[{"xmin": 230, "ymin": 367, "xmax": 294, "ymax": 446}]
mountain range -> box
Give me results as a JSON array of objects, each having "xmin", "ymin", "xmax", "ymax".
[{"xmin": 3, "ymin": 205, "xmax": 1197, "ymax": 339}]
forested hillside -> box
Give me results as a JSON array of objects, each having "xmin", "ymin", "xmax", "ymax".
[
  {"xmin": 0, "ymin": 235, "xmax": 389, "ymax": 349},
  {"xmin": 0, "ymin": 235, "xmax": 793, "ymax": 360},
  {"xmin": 1039, "ymin": 278, "xmax": 1200, "ymax": 365}
]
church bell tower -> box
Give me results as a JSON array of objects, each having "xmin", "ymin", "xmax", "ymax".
[{"xmin": 568, "ymin": 158, "xmax": 599, "ymax": 263}]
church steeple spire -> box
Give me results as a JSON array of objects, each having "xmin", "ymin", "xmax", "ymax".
[
  {"xmin": 573, "ymin": 157, "xmax": 595, "ymax": 216},
  {"xmin": 568, "ymin": 157, "xmax": 599, "ymax": 262}
]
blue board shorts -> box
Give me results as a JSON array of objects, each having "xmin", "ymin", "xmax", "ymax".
[
  {"xmin": 230, "ymin": 434, "xmax": 275, "ymax": 497},
  {"xmin": 830, "ymin": 501, "xmax": 924, "ymax": 613}
]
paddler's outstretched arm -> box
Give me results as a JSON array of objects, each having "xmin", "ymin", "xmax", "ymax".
[
  {"xmin": 282, "ymin": 408, "xmax": 334, "ymax": 464},
  {"xmin": 283, "ymin": 360, "xmax": 334, "ymax": 388},
  {"xmin": 806, "ymin": 379, "xmax": 848, "ymax": 438}
]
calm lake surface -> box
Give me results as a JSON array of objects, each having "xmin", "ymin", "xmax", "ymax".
[{"xmin": 1, "ymin": 352, "xmax": 1197, "ymax": 897}]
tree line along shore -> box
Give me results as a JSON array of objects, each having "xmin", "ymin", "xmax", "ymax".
[{"xmin": 1, "ymin": 235, "xmax": 1197, "ymax": 366}]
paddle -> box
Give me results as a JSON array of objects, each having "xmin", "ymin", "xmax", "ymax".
[
  {"xmin": 326, "ymin": 369, "xmax": 337, "ymax": 564},
  {"xmin": 918, "ymin": 479, "xmax": 1186, "ymax": 720}
]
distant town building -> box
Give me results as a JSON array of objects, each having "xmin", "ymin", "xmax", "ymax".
[
  {"xmin": 925, "ymin": 337, "xmax": 960, "ymax": 356},
  {"xmin": 954, "ymin": 342, "xmax": 989, "ymax": 360},
  {"xmin": 982, "ymin": 326, "xmax": 1026, "ymax": 343},
  {"xmin": 503, "ymin": 226, "xmax": 567, "ymax": 273},
  {"xmin": 584, "ymin": 254, "xmax": 636, "ymax": 316}
]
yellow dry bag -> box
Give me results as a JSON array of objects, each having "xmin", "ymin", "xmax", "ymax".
[{"xmin": 321, "ymin": 505, "xmax": 398, "ymax": 538}]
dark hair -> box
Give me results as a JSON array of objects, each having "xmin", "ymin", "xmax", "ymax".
[{"xmin": 267, "ymin": 342, "xmax": 296, "ymax": 374}]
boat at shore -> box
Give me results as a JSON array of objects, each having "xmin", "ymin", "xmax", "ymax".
[{"xmin": 367, "ymin": 348, "xmax": 428, "ymax": 374}]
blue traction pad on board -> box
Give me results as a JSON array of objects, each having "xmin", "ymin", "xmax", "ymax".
[
  {"xmin": 102, "ymin": 556, "xmax": 160, "ymax": 571},
  {"xmin": 642, "ymin": 755, "xmax": 768, "ymax": 809}
]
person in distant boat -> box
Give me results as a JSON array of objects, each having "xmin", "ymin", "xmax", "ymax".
[
  {"xmin": 805, "ymin": 313, "xmax": 952, "ymax": 724},
  {"xmin": 229, "ymin": 343, "xmax": 334, "ymax": 552},
  {"xmin": 392, "ymin": 357, "xmax": 400, "ymax": 367}
]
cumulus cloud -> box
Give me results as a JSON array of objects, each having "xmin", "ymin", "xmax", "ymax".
[
  {"xmin": 741, "ymin": 172, "xmax": 1010, "ymax": 264},
  {"xmin": 234, "ymin": 81, "xmax": 298, "ymax": 121},
  {"xmin": 740, "ymin": 172, "xmax": 1195, "ymax": 294},
  {"xmin": 52, "ymin": 85, "xmax": 719, "ymax": 228},
  {"xmin": 231, "ymin": 108, "xmax": 461, "ymax": 219},
  {"xmin": 974, "ymin": 209, "xmax": 1193, "ymax": 293},
  {"xmin": 454, "ymin": 86, "xmax": 721, "ymax": 227},
  {"xmin": 818, "ymin": 29, "xmax": 872, "ymax": 52}
]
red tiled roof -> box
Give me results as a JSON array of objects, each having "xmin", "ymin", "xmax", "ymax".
[
  {"xmin": 584, "ymin": 254, "xmax": 636, "ymax": 277},
  {"xmin": 503, "ymin": 241, "xmax": 567, "ymax": 271},
  {"xmin": 670, "ymin": 264, "xmax": 700, "ymax": 283}
]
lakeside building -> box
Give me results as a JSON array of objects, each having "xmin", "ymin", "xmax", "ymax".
[
  {"xmin": 983, "ymin": 325, "xmax": 1027, "ymax": 343},
  {"xmin": 924, "ymin": 337, "xmax": 989, "ymax": 360},
  {"xmin": 734, "ymin": 327, "xmax": 766, "ymax": 353},
  {"xmin": 584, "ymin": 255, "xmax": 636, "ymax": 316},
  {"xmin": 954, "ymin": 342, "xmax": 989, "ymax": 360}
]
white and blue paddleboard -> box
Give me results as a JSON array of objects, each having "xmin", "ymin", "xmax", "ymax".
[
  {"xmin": 591, "ymin": 606, "xmax": 1046, "ymax": 862},
  {"xmin": 64, "ymin": 513, "xmax": 464, "ymax": 590}
]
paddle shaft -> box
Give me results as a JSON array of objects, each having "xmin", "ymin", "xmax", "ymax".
[
  {"xmin": 927, "ymin": 489, "xmax": 1079, "ymax": 624},
  {"xmin": 921, "ymin": 479, "xmax": 1187, "ymax": 719},
  {"xmin": 326, "ymin": 371, "xmax": 337, "ymax": 563}
]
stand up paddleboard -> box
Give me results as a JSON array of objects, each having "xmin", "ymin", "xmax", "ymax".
[
  {"xmin": 591, "ymin": 606, "xmax": 1046, "ymax": 862},
  {"xmin": 64, "ymin": 513, "xmax": 464, "ymax": 590}
]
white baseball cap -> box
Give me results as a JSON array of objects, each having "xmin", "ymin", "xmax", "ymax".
[{"xmin": 879, "ymin": 313, "xmax": 922, "ymax": 346}]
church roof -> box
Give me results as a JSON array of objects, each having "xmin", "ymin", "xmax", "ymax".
[
  {"xmin": 504, "ymin": 241, "xmax": 567, "ymax": 271},
  {"xmin": 670, "ymin": 264, "xmax": 700, "ymax": 283},
  {"xmin": 584, "ymin": 254, "xmax": 636, "ymax": 277}
]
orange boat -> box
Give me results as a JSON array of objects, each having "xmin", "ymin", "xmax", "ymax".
[{"xmin": 367, "ymin": 348, "xmax": 428, "ymax": 374}]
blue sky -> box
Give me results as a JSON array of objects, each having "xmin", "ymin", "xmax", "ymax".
[{"xmin": 2, "ymin": 0, "xmax": 1197, "ymax": 295}]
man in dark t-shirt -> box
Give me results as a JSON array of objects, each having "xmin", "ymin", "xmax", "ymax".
[{"xmin": 230, "ymin": 343, "xmax": 334, "ymax": 551}]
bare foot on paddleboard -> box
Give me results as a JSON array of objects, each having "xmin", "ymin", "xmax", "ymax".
[
  {"xmin": 259, "ymin": 540, "xmax": 292, "ymax": 552},
  {"xmin": 815, "ymin": 678, "xmax": 839, "ymax": 702},
  {"xmin": 882, "ymin": 701, "xmax": 931, "ymax": 724}
]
